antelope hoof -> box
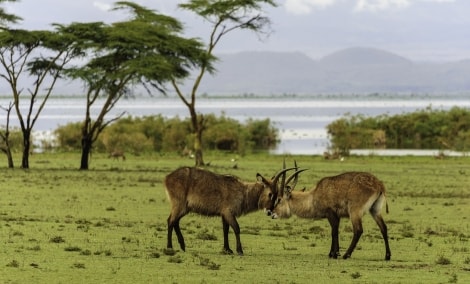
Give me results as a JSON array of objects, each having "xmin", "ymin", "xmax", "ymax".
[
  {"xmin": 329, "ymin": 251, "xmax": 340, "ymax": 259},
  {"xmin": 223, "ymin": 248, "xmax": 234, "ymax": 255},
  {"xmin": 342, "ymin": 254, "xmax": 351, "ymax": 259},
  {"xmin": 385, "ymin": 254, "xmax": 391, "ymax": 261}
]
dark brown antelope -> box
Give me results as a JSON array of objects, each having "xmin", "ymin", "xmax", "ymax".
[
  {"xmin": 268, "ymin": 170, "xmax": 391, "ymax": 261},
  {"xmin": 164, "ymin": 165, "xmax": 294, "ymax": 255},
  {"xmin": 108, "ymin": 150, "xmax": 125, "ymax": 160}
]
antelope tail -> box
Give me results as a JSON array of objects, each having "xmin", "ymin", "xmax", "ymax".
[{"xmin": 384, "ymin": 192, "xmax": 389, "ymax": 214}]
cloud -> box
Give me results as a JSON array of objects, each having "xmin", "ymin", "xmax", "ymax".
[
  {"xmin": 284, "ymin": 0, "xmax": 456, "ymax": 14},
  {"xmin": 421, "ymin": 0, "xmax": 455, "ymax": 2},
  {"xmin": 354, "ymin": 0, "xmax": 410, "ymax": 12},
  {"xmin": 284, "ymin": 0, "xmax": 336, "ymax": 15},
  {"xmin": 93, "ymin": 1, "xmax": 112, "ymax": 12},
  {"xmin": 354, "ymin": 0, "xmax": 456, "ymax": 12}
]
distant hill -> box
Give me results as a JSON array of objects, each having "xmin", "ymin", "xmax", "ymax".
[
  {"xmin": 194, "ymin": 47, "xmax": 470, "ymax": 94},
  {"xmin": 2, "ymin": 47, "xmax": 468, "ymax": 96},
  {"xmin": 319, "ymin": 47, "xmax": 412, "ymax": 66},
  {"xmin": 197, "ymin": 51, "xmax": 318, "ymax": 94}
]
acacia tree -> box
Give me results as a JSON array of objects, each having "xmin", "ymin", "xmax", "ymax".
[
  {"xmin": 0, "ymin": 0, "xmax": 20, "ymax": 27},
  {"xmin": 0, "ymin": 28, "xmax": 82, "ymax": 168},
  {"xmin": 0, "ymin": 0, "xmax": 19, "ymax": 167},
  {"xmin": 64, "ymin": 2, "xmax": 210, "ymax": 170},
  {"xmin": 171, "ymin": 0, "xmax": 277, "ymax": 166}
]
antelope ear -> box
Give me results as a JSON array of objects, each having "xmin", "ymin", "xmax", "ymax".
[
  {"xmin": 285, "ymin": 186, "xmax": 292, "ymax": 199},
  {"xmin": 256, "ymin": 173, "xmax": 265, "ymax": 184}
]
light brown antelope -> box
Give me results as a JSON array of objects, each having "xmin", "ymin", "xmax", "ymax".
[
  {"xmin": 268, "ymin": 170, "xmax": 391, "ymax": 261},
  {"xmin": 108, "ymin": 150, "xmax": 126, "ymax": 160},
  {"xmin": 164, "ymin": 165, "xmax": 295, "ymax": 255}
]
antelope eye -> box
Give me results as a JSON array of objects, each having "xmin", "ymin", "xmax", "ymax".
[{"xmin": 268, "ymin": 193, "xmax": 273, "ymax": 199}]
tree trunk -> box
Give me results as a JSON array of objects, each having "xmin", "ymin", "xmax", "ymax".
[
  {"xmin": 1, "ymin": 103, "xmax": 15, "ymax": 168},
  {"xmin": 194, "ymin": 125, "xmax": 204, "ymax": 167},
  {"xmin": 190, "ymin": 111, "xmax": 205, "ymax": 167},
  {"xmin": 21, "ymin": 130, "xmax": 31, "ymax": 169},
  {"xmin": 80, "ymin": 135, "xmax": 92, "ymax": 170},
  {"xmin": 0, "ymin": 147, "xmax": 14, "ymax": 168},
  {"xmin": 1, "ymin": 135, "xmax": 14, "ymax": 168},
  {"xmin": 6, "ymin": 149, "xmax": 14, "ymax": 168}
]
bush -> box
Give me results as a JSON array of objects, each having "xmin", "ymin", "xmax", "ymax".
[
  {"xmin": 54, "ymin": 122, "xmax": 82, "ymax": 151},
  {"xmin": 327, "ymin": 106, "xmax": 470, "ymax": 153},
  {"xmin": 54, "ymin": 114, "xmax": 278, "ymax": 154},
  {"xmin": 0, "ymin": 127, "xmax": 25, "ymax": 153}
]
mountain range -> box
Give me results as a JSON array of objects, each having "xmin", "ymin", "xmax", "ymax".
[{"xmin": 193, "ymin": 47, "xmax": 470, "ymax": 95}]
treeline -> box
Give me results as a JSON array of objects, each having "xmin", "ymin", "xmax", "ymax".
[
  {"xmin": 53, "ymin": 114, "xmax": 278, "ymax": 155},
  {"xmin": 327, "ymin": 106, "xmax": 470, "ymax": 154}
]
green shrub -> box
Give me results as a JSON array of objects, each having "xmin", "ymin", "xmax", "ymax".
[
  {"xmin": 54, "ymin": 114, "xmax": 278, "ymax": 154},
  {"xmin": 54, "ymin": 122, "xmax": 82, "ymax": 151},
  {"xmin": 327, "ymin": 106, "xmax": 470, "ymax": 153},
  {"xmin": 0, "ymin": 127, "xmax": 24, "ymax": 152}
]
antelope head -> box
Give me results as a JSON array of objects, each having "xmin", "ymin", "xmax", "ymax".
[
  {"xmin": 265, "ymin": 160, "xmax": 307, "ymax": 218},
  {"xmin": 256, "ymin": 160, "xmax": 295, "ymax": 212}
]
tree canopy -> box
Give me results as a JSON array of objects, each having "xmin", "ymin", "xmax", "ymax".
[
  {"xmin": 61, "ymin": 2, "xmax": 211, "ymax": 169},
  {"xmin": 0, "ymin": 0, "xmax": 20, "ymax": 27}
]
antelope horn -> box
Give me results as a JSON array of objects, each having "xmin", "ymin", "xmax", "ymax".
[
  {"xmin": 285, "ymin": 160, "xmax": 301, "ymax": 185},
  {"xmin": 272, "ymin": 166, "xmax": 295, "ymax": 197},
  {"xmin": 285, "ymin": 160, "xmax": 306, "ymax": 192},
  {"xmin": 285, "ymin": 168, "xmax": 308, "ymax": 193},
  {"xmin": 280, "ymin": 159, "xmax": 287, "ymax": 196}
]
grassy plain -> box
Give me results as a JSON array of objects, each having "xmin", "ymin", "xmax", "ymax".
[{"xmin": 0, "ymin": 152, "xmax": 469, "ymax": 283}]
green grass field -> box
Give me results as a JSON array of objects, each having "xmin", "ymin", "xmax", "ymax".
[{"xmin": 1, "ymin": 152, "xmax": 469, "ymax": 283}]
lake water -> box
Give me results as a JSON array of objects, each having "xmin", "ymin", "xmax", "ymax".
[{"xmin": 2, "ymin": 95, "xmax": 469, "ymax": 155}]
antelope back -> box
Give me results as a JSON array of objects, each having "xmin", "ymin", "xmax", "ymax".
[
  {"xmin": 314, "ymin": 172, "xmax": 385, "ymax": 197},
  {"xmin": 165, "ymin": 167, "xmax": 262, "ymax": 216},
  {"xmin": 165, "ymin": 167, "xmax": 244, "ymax": 196},
  {"xmin": 312, "ymin": 172, "xmax": 386, "ymax": 215}
]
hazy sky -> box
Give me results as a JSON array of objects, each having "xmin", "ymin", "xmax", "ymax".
[{"xmin": 5, "ymin": 0, "xmax": 470, "ymax": 61}]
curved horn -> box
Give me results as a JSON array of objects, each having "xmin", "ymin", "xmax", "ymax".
[
  {"xmin": 272, "ymin": 166, "xmax": 296, "ymax": 197},
  {"xmin": 280, "ymin": 159, "xmax": 287, "ymax": 195},
  {"xmin": 272, "ymin": 167, "xmax": 295, "ymax": 187},
  {"xmin": 285, "ymin": 168, "xmax": 308, "ymax": 192}
]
